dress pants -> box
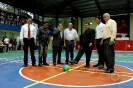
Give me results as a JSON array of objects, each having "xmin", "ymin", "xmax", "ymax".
[
  {"xmin": 23, "ymin": 38, "xmax": 36, "ymax": 65},
  {"xmin": 65, "ymin": 40, "xmax": 74, "ymax": 63},
  {"xmin": 53, "ymin": 45, "xmax": 62, "ymax": 63},
  {"xmin": 103, "ymin": 38, "xmax": 115, "ymax": 69},
  {"xmin": 74, "ymin": 45, "xmax": 92, "ymax": 66},
  {"xmin": 96, "ymin": 39, "xmax": 104, "ymax": 65}
]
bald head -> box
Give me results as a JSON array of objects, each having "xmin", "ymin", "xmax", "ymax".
[
  {"xmin": 68, "ymin": 23, "xmax": 73, "ymax": 29},
  {"xmin": 103, "ymin": 13, "xmax": 110, "ymax": 22}
]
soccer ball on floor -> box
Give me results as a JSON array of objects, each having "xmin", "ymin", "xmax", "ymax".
[{"xmin": 63, "ymin": 64, "xmax": 70, "ymax": 71}]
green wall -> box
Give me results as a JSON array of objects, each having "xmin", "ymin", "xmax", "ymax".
[{"xmin": 0, "ymin": 29, "xmax": 20, "ymax": 39}]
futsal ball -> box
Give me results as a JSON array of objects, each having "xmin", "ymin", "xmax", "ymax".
[{"xmin": 63, "ymin": 64, "xmax": 70, "ymax": 71}]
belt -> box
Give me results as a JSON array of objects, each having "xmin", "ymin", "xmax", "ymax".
[
  {"xmin": 66, "ymin": 40, "xmax": 74, "ymax": 42},
  {"xmin": 103, "ymin": 37, "xmax": 111, "ymax": 41},
  {"xmin": 96, "ymin": 38, "xmax": 102, "ymax": 40},
  {"xmin": 24, "ymin": 38, "xmax": 34, "ymax": 40}
]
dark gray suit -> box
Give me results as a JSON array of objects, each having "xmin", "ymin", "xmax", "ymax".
[{"xmin": 52, "ymin": 28, "xmax": 64, "ymax": 64}]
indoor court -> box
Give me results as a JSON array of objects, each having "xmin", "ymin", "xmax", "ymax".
[
  {"xmin": 0, "ymin": 0, "xmax": 133, "ymax": 88},
  {"xmin": 0, "ymin": 50, "xmax": 133, "ymax": 88}
]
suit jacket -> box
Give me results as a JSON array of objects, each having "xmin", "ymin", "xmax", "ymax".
[
  {"xmin": 80, "ymin": 28, "xmax": 95, "ymax": 48},
  {"xmin": 53, "ymin": 28, "xmax": 64, "ymax": 47}
]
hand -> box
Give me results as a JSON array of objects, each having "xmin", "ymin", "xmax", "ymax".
[
  {"xmin": 36, "ymin": 43, "xmax": 39, "ymax": 46},
  {"xmin": 89, "ymin": 43, "xmax": 92, "ymax": 47},
  {"xmin": 100, "ymin": 41, "xmax": 103, "ymax": 46},
  {"xmin": 34, "ymin": 42, "xmax": 36, "ymax": 45},
  {"xmin": 64, "ymin": 43, "xmax": 66, "ymax": 47},
  {"xmin": 75, "ymin": 43, "xmax": 77, "ymax": 47},
  {"xmin": 109, "ymin": 40, "xmax": 114, "ymax": 45},
  {"xmin": 21, "ymin": 42, "xmax": 24, "ymax": 46},
  {"xmin": 78, "ymin": 45, "xmax": 80, "ymax": 49}
]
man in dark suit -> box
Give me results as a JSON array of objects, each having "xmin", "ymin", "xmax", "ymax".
[
  {"xmin": 52, "ymin": 23, "xmax": 64, "ymax": 66},
  {"xmin": 71, "ymin": 22, "xmax": 95, "ymax": 67}
]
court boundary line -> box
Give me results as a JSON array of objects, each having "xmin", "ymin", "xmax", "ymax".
[{"xmin": 19, "ymin": 61, "xmax": 133, "ymax": 88}]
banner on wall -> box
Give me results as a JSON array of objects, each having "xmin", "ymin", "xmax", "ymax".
[{"xmin": 111, "ymin": 15, "xmax": 128, "ymax": 38}]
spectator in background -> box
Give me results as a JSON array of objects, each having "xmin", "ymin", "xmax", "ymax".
[
  {"xmin": 0, "ymin": 11, "xmax": 5, "ymax": 23},
  {"xmin": 32, "ymin": 19, "xmax": 38, "ymax": 30},
  {"xmin": 4, "ymin": 36, "xmax": 9, "ymax": 52},
  {"xmin": 0, "ymin": 40, "xmax": 4, "ymax": 53},
  {"xmin": 9, "ymin": 38, "xmax": 13, "ymax": 50},
  {"xmin": 8, "ymin": 14, "xmax": 13, "ymax": 25},
  {"xmin": 2, "ymin": 36, "xmax": 5, "ymax": 45},
  {"xmin": 14, "ymin": 15, "xmax": 19, "ymax": 26},
  {"xmin": 13, "ymin": 39, "xmax": 17, "ymax": 50}
]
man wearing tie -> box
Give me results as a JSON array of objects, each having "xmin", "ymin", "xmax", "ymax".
[
  {"xmin": 71, "ymin": 22, "xmax": 95, "ymax": 67},
  {"xmin": 64, "ymin": 23, "xmax": 78, "ymax": 64},
  {"xmin": 20, "ymin": 17, "xmax": 37, "ymax": 67},
  {"xmin": 52, "ymin": 23, "xmax": 64, "ymax": 66}
]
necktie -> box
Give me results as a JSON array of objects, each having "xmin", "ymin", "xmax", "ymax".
[{"xmin": 28, "ymin": 25, "xmax": 30, "ymax": 38}]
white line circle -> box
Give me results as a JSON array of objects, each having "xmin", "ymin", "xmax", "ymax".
[{"xmin": 19, "ymin": 62, "xmax": 133, "ymax": 87}]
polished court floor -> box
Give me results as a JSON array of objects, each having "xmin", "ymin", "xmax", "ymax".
[{"xmin": 0, "ymin": 50, "xmax": 133, "ymax": 88}]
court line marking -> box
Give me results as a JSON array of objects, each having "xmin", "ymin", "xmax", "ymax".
[
  {"xmin": 23, "ymin": 63, "xmax": 85, "ymax": 88},
  {"xmin": 46, "ymin": 65, "xmax": 133, "ymax": 77},
  {"xmin": 19, "ymin": 61, "xmax": 133, "ymax": 88}
]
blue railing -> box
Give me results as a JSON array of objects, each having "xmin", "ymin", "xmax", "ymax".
[
  {"xmin": 0, "ymin": 23, "xmax": 21, "ymax": 32},
  {"xmin": 0, "ymin": 23, "xmax": 53, "ymax": 36}
]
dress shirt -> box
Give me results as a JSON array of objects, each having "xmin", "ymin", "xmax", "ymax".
[
  {"xmin": 4, "ymin": 38, "xmax": 9, "ymax": 44},
  {"xmin": 102, "ymin": 19, "xmax": 117, "ymax": 41},
  {"xmin": 96, "ymin": 22, "xmax": 105, "ymax": 39},
  {"xmin": 20, "ymin": 23, "xmax": 37, "ymax": 42},
  {"xmin": 64, "ymin": 28, "xmax": 78, "ymax": 40}
]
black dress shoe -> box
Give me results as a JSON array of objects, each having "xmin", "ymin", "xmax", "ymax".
[
  {"xmin": 57, "ymin": 62, "xmax": 64, "ymax": 64},
  {"xmin": 38, "ymin": 64, "xmax": 43, "ymax": 67},
  {"xmin": 70, "ymin": 60, "xmax": 78, "ymax": 64},
  {"xmin": 98, "ymin": 64, "xmax": 104, "ymax": 69},
  {"xmin": 32, "ymin": 64, "xmax": 37, "ymax": 67},
  {"xmin": 22, "ymin": 64, "xmax": 28, "ymax": 67},
  {"xmin": 43, "ymin": 62, "xmax": 49, "ymax": 66},
  {"xmin": 105, "ymin": 69, "xmax": 114, "ymax": 73},
  {"xmin": 65, "ymin": 62, "xmax": 69, "ymax": 64},
  {"xmin": 84, "ymin": 64, "xmax": 90, "ymax": 68},
  {"xmin": 93, "ymin": 63, "xmax": 99, "ymax": 67},
  {"xmin": 53, "ymin": 62, "xmax": 56, "ymax": 66}
]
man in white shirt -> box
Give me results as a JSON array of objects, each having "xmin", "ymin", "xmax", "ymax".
[
  {"xmin": 4, "ymin": 36, "xmax": 9, "ymax": 52},
  {"xmin": 20, "ymin": 17, "xmax": 37, "ymax": 67},
  {"xmin": 93, "ymin": 16, "xmax": 105, "ymax": 69},
  {"xmin": 101, "ymin": 13, "xmax": 117, "ymax": 73},
  {"xmin": 64, "ymin": 23, "xmax": 78, "ymax": 64}
]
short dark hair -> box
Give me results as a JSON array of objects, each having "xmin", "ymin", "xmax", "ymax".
[
  {"xmin": 85, "ymin": 22, "xmax": 90, "ymax": 25},
  {"xmin": 58, "ymin": 23, "xmax": 62, "ymax": 25},
  {"xmin": 43, "ymin": 22, "xmax": 49, "ymax": 24},
  {"xmin": 26, "ymin": 16, "xmax": 32, "ymax": 20},
  {"xmin": 95, "ymin": 16, "xmax": 101, "ymax": 20}
]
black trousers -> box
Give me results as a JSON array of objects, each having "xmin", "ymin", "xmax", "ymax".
[
  {"xmin": 103, "ymin": 38, "xmax": 115, "ymax": 69},
  {"xmin": 23, "ymin": 38, "xmax": 36, "ymax": 65},
  {"xmin": 74, "ymin": 45, "xmax": 92, "ymax": 66},
  {"xmin": 53, "ymin": 45, "xmax": 62, "ymax": 63},
  {"xmin": 96, "ymin": 39, "xmax": 104, "ymax": 65},
  {"xmin": 5, "ymin": 44, "xmax": 9, "ymax": 52},
  {"xmin": 65, "ymin": 40, "xmax": 74, "ymax": 62}
]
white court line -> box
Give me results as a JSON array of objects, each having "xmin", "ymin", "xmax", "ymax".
[{"xmin": 19, "ymin": 61, "xmax": 133, "ymax": 88}]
